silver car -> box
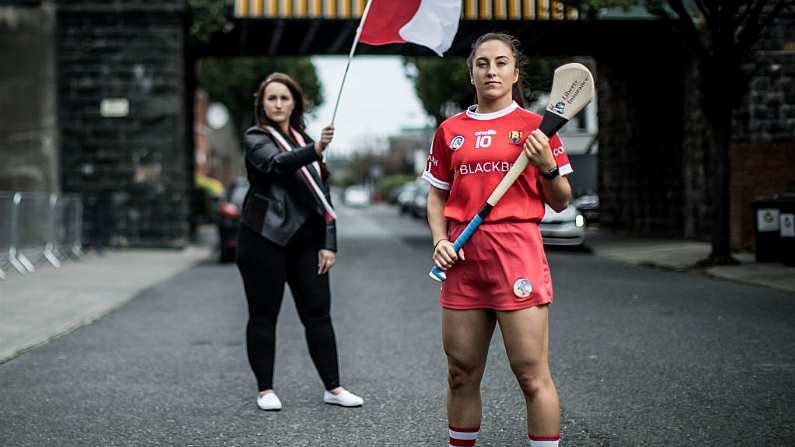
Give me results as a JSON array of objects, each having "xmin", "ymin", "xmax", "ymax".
[
  {"xmin": 343, "ymin": 185, "xmax": 371, "ymax": 207},
  {"xmin": 539, "ymin": 204, "xmax": 586, "ymax": 246}
]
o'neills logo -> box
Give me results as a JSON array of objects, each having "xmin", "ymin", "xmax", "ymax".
[{"xmin": 459, "ymin": 161, "xmax": 513, "ymax": 175}]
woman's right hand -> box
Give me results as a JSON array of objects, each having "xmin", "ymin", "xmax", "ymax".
[
  {"xmin": 433, "ymin": 239, "xmax": 465, "ymax": 271},
  {"xmin": 314, "ymin": 125, "xmax": 335, "ymax": 155}
]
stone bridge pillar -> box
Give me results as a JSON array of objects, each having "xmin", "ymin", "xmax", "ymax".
[
  {"xmin": 0, "ymin": 3, "xmax": 59, "ymax": 192},
  {"xmin": 596, "ymin": 50, "xmax": 687, "ymax": 235},
  {"xmin": 57, "ymin": 0, "xmax": 191, "ymax": 247}
]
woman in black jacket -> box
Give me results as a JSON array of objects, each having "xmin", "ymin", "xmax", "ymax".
[{"xmin": 236, "ymin": 72, "xmax": 363, "ymax": 411}]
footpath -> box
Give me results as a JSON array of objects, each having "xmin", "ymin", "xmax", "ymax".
[
  {"xmin": 1, "ymin": 222, "xmax": 792, "ymax": 364},
  {"xmin": 0, "ymin": 246, "xmax": 211, "ymax": 363},
  {"xmin": 586, "ymin": 227, "xmax": 795, "ymax": 293}
]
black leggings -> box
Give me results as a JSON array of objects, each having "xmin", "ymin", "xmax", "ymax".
[{"xmin": 236, "ymin": 218, "xmax": 340, "ymax": 391}]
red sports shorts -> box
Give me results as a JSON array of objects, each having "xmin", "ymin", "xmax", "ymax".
[{"xmin": 439, "ymin": 221, "xmax": 553, "ymax": 311}]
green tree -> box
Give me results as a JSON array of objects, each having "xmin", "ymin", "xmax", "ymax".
[
  {"xmin": 196, "ymin": 57, "xmax": 323, "ymax": 141},
  {"xmin": 402, "ymin": 57, "xmax": 472, "ymax": 125},
  {"xmin": 187, "ymin": 0, "xmax": 234, "ymax": 44},
  {"xmin": 403, "ymin": 56, "xmax": 565, "ymax": 125},
  {"xmin": 188, "ymin": 1, "xmax": 323, "ymax": 143}
]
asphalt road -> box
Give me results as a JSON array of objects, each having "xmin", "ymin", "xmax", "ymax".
[{"xmin": 2, "ymin": 204, "xmax": 794, "ymax": 446}]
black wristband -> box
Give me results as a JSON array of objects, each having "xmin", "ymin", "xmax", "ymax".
[
  {"xmin": 540, "ymin": 166, "xmax": 560, "ymax": 180},
  {"xmin": 434, "ymin": 238, "xmax": 449, "ymax": 249}
]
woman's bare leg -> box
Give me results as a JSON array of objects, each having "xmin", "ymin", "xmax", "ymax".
[
  {"xmin": 497, "ymin": 305, "xmax": 560, "ymax": 438},
  {"xmin": 443, "ymin": 308, "xmax": 496, "ymax": 429}
]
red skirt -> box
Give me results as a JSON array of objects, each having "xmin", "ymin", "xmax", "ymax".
[{"xmin": 439, "ymin": 221, "xmax": 553, "ymax": 311}]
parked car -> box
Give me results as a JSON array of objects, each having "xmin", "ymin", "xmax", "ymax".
[
  {"xmin": 409, "ymin": 181, "xmax": 431, "ymax": 219},
  {"xmin": 217, "ymin": 177, "xmax": 249, "ymax": 263},
  {"xmin": 397, "ymin": 181, "xmax": 419, "ymax": 215},
  {"xmin": 573, "ymin": 193, "xmax": 599, "ymax": 224},
  {"xmin": 385, "ymin": 179, "xmax": 413, "ymax": 204},
  {"xmin": 539, "ymin": 204, "xmax": 586, "ymax": 246},
  {"xmin": 343, "ymin": 185, "xmax": 371, "ymax": 207}
]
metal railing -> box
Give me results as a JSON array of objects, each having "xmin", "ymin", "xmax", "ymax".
[{"xmin": 0, "ymin": 192, "xmax": 83, "ymax": 280}]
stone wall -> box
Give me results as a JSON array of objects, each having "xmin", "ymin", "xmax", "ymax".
[
  {"xmin": 596, "ymin": 50, "xmax": 687, "ymax": 235},
  {"xmin": 0, "ymin": 2, "xmax": 59, "ymax": 192},
  {"xmin": 57, "ymin": 0, "xmax": 191, "ymax": 247}
]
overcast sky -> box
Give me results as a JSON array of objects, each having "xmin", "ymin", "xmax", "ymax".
[{"xmin": 304, "ymin": 56, "xmax": 435, "ymax": 156}]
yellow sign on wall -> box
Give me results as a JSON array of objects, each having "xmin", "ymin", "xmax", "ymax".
[{"xmin": 234, "ymin": 0, "xmax": 577, "ymax": 20}]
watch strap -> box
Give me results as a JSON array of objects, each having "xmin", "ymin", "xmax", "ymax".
[{"xmin": 540, "ymin": 166, "xmax": 560, "ymax": 180}]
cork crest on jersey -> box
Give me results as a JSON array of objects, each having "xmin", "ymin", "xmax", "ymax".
[{"xmin": 509, "ymin": 130, "xmax": 523, "ymax": 144}]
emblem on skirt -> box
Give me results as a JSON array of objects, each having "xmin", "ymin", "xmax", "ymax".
[
  {"xmin": 509, "ymin": 130, "xmax": 523, "ymax": 144},
  {"xmin": 513, "ymin": 278, "xmax": 533, "ymax": 299}
]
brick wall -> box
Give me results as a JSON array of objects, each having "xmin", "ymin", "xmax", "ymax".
[
  {"xmin": 57, "ymin": 1, "xmax": 191, "ymax": 247},
  {"xmin": 730, "ymin": 143, "xmax": 795, "ymax": 249}
]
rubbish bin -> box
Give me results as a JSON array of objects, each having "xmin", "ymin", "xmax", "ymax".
[
  {"xmin": 777, "ymin": 194, "xmax": 795, "ymax": 266},
  {"xmin": 752, "ymin": 196, "xmax": 783, "ymax": 262}
]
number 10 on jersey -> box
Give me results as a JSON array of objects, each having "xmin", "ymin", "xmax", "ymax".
[{"xmin": 475, "ymin": 135, "xmax": 492, "ymax": 149}]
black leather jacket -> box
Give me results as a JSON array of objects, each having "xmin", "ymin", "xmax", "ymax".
[{"xmin": 239, "ymin": 126, "xmax": 337, "ymax": 252}]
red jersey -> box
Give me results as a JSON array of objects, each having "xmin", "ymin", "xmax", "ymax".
[{"xmin": 422, "ymin": 101, "xmax": 572, "ymax": 223}]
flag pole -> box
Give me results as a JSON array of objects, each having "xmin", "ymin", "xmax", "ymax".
[{"xmin": 330, "ymin": 0, "xmax": 375, "ymax": 125}]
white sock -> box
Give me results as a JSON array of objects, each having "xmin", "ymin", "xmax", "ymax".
[
  {"xmin": 529, "ymin": 434, "xmax": 559, "ymax": 446},
  {"xmin": 449, "ymin": 425, "xmax": 479, "ymax": 447}
]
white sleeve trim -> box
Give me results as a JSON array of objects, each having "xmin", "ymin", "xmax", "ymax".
[
  {"xmin": 422, "ymin": 171, "xmax": 450, "ymax": 190},
  {"xmin": 559, "ymin": 163, "xmax": 574, "ymax": 176}
]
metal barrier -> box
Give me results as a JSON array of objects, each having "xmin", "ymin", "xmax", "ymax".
[{"xmin": 0, "ymin": 192, "xmax": 83, "ymax": 279}]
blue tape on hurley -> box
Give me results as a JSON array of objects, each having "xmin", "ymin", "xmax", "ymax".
[{"xmin": 429, "ymin": 214, "xmax": 484, "ymax": 282}]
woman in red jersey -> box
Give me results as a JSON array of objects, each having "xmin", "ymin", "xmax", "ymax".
[{"xmin": 423, "ymin": 33, "xmax": 572, "ymax": 447}]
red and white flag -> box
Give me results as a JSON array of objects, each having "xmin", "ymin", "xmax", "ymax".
[{"xmin": 360, "ymin": 0, "xmax": 462, "ymax": 56}]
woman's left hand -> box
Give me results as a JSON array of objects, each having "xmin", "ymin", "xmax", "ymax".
[
  {"xmin": 318, "ymin": 249, "xmax": 336, "ymax": 274},
  {"xmin": 523, "ymin": 129, "xmax": 557, "ymax": 172}
]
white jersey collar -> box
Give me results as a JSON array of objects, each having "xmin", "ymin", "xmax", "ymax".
[{"xmin": 466, "ymin": 101, "xmax": 519, "ymax": 120}]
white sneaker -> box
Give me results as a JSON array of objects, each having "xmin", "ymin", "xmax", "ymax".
[
  {"xmin": 323, "ymin": 388, "xmax": 363, "ymax": 407},
  {"xmin": 257, "ymin": 392, "xmax": 282, "ymax": 411}
]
